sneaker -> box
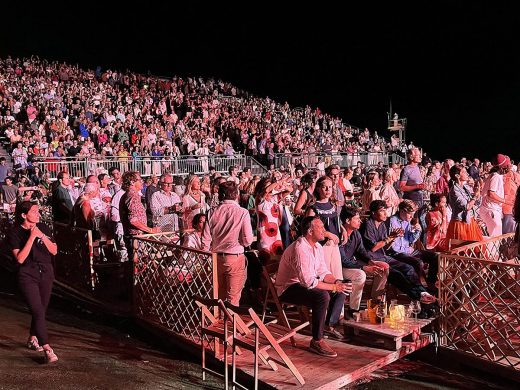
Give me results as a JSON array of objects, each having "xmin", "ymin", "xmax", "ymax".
[
  {"xmin": 420, "ymin": 292, "xmax": 437, "ymax": 304},
  {"xmin": 44, "ymin": 348, "xmax": 58, "ymax": 363},
  {"xmin": 309, "ymin": 338, "xmax": 337, "ymax": 358},
  {"xmin": 27, "ymin": 337, "xmax": 43, "ymax": 352},
  {"xmin": 324, "ymin": 326, "xmax": 347, "ymax": 341}
]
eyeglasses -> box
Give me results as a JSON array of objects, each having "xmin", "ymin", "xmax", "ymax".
[{"xmin": 161, "ymin": 182, "xmax": 174, "ymax": 186}]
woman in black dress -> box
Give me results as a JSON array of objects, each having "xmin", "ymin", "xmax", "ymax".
[{"xmin": 8, "ymin": 201, "xmax": 58, "ymax": 363}]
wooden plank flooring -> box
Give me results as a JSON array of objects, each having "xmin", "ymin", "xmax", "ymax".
[{"xmin": 229, "ymin": 325, "xmax": 434, "ymax": 389}]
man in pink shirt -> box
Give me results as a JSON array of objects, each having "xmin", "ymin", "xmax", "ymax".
[
  {"xmin": 202, "ymin": 181, "xmax": 253, "ymax": 306},
  {"xmin": 275, "ymin": 216, "xmax": 352, "ymax": 358}
]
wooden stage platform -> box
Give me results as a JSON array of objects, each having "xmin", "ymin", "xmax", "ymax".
[{"xmin": 228, "ymin": 318, "xmax": 435, "ymax": 389}]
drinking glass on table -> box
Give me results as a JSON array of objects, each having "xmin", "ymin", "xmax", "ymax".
[
  {"xmin": 410, "ymin": 300, "xmax": 421, "ymax": 322},
  {"xmin": 376, "ymin": 303, "xmax": 386, "ymax": 329}
]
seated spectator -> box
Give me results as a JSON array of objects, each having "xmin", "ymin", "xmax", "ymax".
[
  {"xmin": 182, "ymin": 213, "xmax": 206, "ymax": 250},
  {"xmin": 275, "ymin": 216, "xmax": 352, "ymax": 356},
  {"xmin": 425, "ymin": 193, "xmax": 449, "ymax": 252},
  {"xmin": 388, "ymin": 200, "xmax": 439, "ymax": 289},
  {"xmin": 339, "ymin": 206, "xmax": 389, "ymax": 318},
  {"xmin": 361, "ymin": 200, "xmax": 436, "ymax": 304}
]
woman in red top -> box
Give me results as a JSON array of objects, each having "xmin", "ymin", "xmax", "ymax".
[{"xmin": 425, "ymin": 193, "xmax": 449, "ymax": 252}]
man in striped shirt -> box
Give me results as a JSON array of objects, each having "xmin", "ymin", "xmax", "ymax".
[{"xmin": 150, "ymin": 173, "xmax": 182, "ymax": 232}]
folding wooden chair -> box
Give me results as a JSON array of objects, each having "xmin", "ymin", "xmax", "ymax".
[
  {"xmin": 261, "ymin": 263, "xmax": 310, "ymax": 345},
  {"xmin": 227, "ymin": 303, "xmax": 307, "ymax": 389},
  {"xmin": 193, "ymin": 296, "xmax": 250, "ymax": 389}
]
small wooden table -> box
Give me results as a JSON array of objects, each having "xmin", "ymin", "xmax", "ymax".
[{"xmin": 343, "ymin": 318, "xmax": 434, "ymax": 350}]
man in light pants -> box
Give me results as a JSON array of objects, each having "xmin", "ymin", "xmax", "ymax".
[
  {"xmin": 339, "ymin": 206, "xmax": 390, "ymax": 319},
  {"xmin": 480, "ymin": 154, "xmax": 513, "ymax": 237}
]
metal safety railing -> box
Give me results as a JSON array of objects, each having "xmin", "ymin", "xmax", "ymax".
[
  {"xmin": 439, "ymin": 234, "xmax": 520, "ymax": 371},
  {"xmin": 133, "ymin": 234, "xmax": 217, "ymax": 348},
  {"xmin": 33, "ymin": 154, "xmax": 267, "ymax": 180},
  {"xmin": 273, "ymin": 152, "xmax": 404, "ymax": 170}
]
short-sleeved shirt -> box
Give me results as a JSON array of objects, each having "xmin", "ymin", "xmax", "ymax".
[
  {"xmin": 8, "ymin": 223, "xmax": 55, "ymax": 267},
  {"xmin": 311, "ymin": 201, "xmax": 340, "ymax": 245},
  {"xmin": 1, "ymin": 184, "xmax": 18, "ymax": 204},
  {"xmin": 481, "ymin": 172, "xmax": 504, "ymax": 213},
  {"xmin": 400, "ymin": 165, "xmax": 423, "ymax": 204},
  {"xmin": 361, "ymin": 218, "xmax": 389, "ymax": 257},
  {"xmin": 120, "ymin": 189, "xmax": 147, "ymax": 236}
]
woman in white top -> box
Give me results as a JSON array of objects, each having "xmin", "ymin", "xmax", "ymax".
[
  {"xmin": 379, "ymin": 168, "xmax": 400, "ymax": 217},
  {"xmin": 182, "ymin": 175, "xmax": 207, "ymax": 229},
  {"xmin": 182, "ymin": 213, "xmax": 206, "ymax": 250},
  {"xmin": 360, "ymin": 171, "xmax": 382, "ymax": 214}
]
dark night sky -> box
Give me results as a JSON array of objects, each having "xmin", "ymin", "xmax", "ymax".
[{"xmin": 1, "ymin": 3, "xmax": 519, "ymax": 162}]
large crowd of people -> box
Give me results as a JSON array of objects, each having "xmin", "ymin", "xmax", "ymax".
[{"xmin": 1, "ymin": 55, "xmax": 520, "ymax": 363}]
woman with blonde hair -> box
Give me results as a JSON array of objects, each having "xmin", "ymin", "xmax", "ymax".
[
  {"xmin": 182, "ymin": 175, "xmax": 207, "ymax": 229},
  {"xmin": 360, "ymin": 171, "xmax": 382, "ymax": 214},
  {"xmin": 379, "ymin": 168, "xmax": 400, "ymax": 217}
]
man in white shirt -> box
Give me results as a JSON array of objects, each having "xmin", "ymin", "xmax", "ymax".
[
  {"xmin": 275, "ymin": 216, "xmax": 352, "ymax": 358},
  {"xmin": 150, "ymin": 173, "xmax": 182, "ymax": 231},
  {"xmin": 480, "ymin": 154, "xmax": 512, "ymax": 237}
]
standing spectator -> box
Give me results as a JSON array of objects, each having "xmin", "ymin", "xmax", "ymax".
[
  {"xmin": 145, "ymin": 174, "xmax": 160, "ymax": 225},
  {"xmin": 426, "ymin": 193, "xmax": 449, "ymax": 252},
  {"xmin": 107, "ymin": 167, "xmax": 122, "ymax": 197},
  {"xmin": 293, "ymin": 171, "xmax": 317, "ymax": 216},
  {"xmin": 255, "ymin": 178, "xmax": 283, "ymax": 262},
  {"xmin": 446, "ymin": 165, "xmax": 483, "ymax": 242},
  {"xmin": 8, "ymin": 202, "xmax": 58, "ymax": 363},
  {"xmin": 502, "ymin": 157, "xmax": 520, "ymax": 234},
  {"xmin": 227, "ymin": 165, "xmax": 240, "ymax": 184},
  {"xmin": 480, "ymin": 154, "xmax": 510, "ymax": 237},
  {"xmin": 182, "ymin": 175, "xmax": 207, "ymax": 229},
  {"xmin": 12, "ymin": 142, "xmax": 28, "ymax": 170},
  {"xmin": 51, "ymin": 171, "xmax": 73, "ymax": 224},
  {"xmin": 306, "ymin": 176, "xmax": 344, "ymax": 281},
  {"xmin": 150, "ymin": 173, "xmax": 182, "ymax": 232},
  {"xmin": 201, "ymin": 181, "xmax": 253, "ymax": 306},
  {"xmin": 275, "ymin": 216, "xmax": 352, "ymax": 356},
  {"xmin": 399, "ymin": 147, "xmax": 425, "ymax": 209},
  {"xmin": 0, "ymin": 157, "xmax": 9, "ymax": 184},
  {"xmin": 379, "ymin": 168, "xmax": 400, "ymax": 217},
  {"xmin": 360, "ymin": 171, "xmax": 382, "ymax": 214},
  {"xmin": 468, "ymin": 158, "xmax": 481, "ymax": 182},
  {"xmin": 119, "ymin": 171, "xmax": 160, "ymax": 259}
]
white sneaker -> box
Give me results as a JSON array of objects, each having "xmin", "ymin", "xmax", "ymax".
[
  {"xmin": 44, "ymin": 348, "xmax": 58, "ymax": 363},
  {"xmin": 27, "ymin": 337, "xmax": 44, "ymax": 352}
]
